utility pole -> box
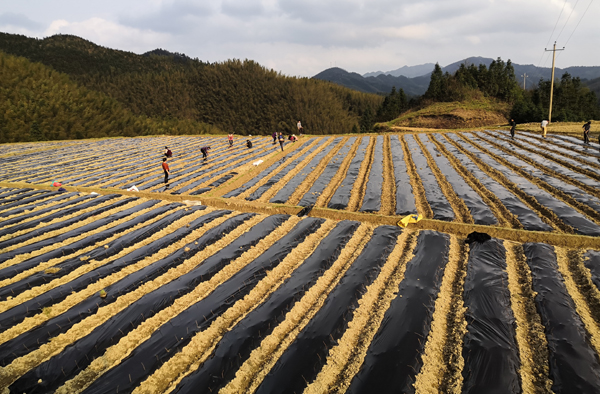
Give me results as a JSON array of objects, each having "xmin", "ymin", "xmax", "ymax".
[
  {"xmin": 521, "ymin": 73, "xmax": 528, "ymax": 89},
  {"xmin": 544, "ymin": 42, "xmax": 565, "ymax": 123}
]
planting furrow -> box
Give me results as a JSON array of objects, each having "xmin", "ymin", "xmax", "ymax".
[
  {"xmin": 359, "ymin": 136, "xmax": 384, "ymax": 213},
  {"xmin": 7, "ymin": 213, "xmax": 268, "ymax": 393},
  {"xmin": 222, "ymin": 138, "xmax": 315, "ymax": 198},
  {"xmin": 291, "ymin": 137, "xmax": 353, "ymax": 207},
  {"xmin": 389, "ymin": 135, "xmax": 415, "ymax": 215},
  {"xmin": 437, "ymin": 135, "xmax": 551, "ymax": 231},
  {"xmin": 346, "ymin": 136, "xmax": 376, "ymax": 212},
  {"xmin": 523, "ymin": 243, "xmax": 600, "ymax": 392},
  {"xmin": 328, "ymin": 137, "xmax": 369, "ymax": 210},
  {"xmin": 221, "ymin": 224, "xmax": 374, "ymax": 394},
  {"xmin": 492, "ymin": 131, "xmax": 600, "ymax": 181},
  {"xmin": 0, "ymin": 201, "xmax": 173, "ymax": 299},
  {"xmin": 250, "ymin": 226, "xmax": 401, "ymax": 394},
  {"xmin": 0, "ymin": 189, "xmax": 49, "ymax": 206},
  {"xmin": 243, "ymin": 139, "xmax": 327, "ymax": 201},
  {"xmin": 413, "ymin": 235, "xmax": 469, "ymax": 394},
  {"xmin": 0, "ymin": 191, "xmax": 67, "ymax": 217},
  {"xmin": 503, "ymin": 242, "xmax": 553, "ymax": 394},
  {"xmin": 267, "ymin": 138, "xmax": 339, "ymax": 204},
  {"xmin": 466, "ymin": 134, "xmax": 600, "ymax": 234},
  {"xmin": 447, "ymin": 133, "xmax": 581, "ymax": 234},
  {"xmin": 398, "ymin": 135, "xmax": 432, "ymax": 218},
  {"xmin": 346, "ymin": 230, "xmax": 450, "ymax": 394},
  {"xmin": 0, "ymin": 195, "xmax": 132, "ymax": 258},
  {"xmin": 460, "ymin": 238, "xmax": 519, "ymax": 394},
  {"xmin": 404, "ymin": 135, "xmax": 454, "ymax": 221},
  {"xmin": 584, "ymin": 251, "xmax": 600, "ymax": 292},
  {"xmin": 58, "ymin": 217, "xmax": 323, "ymax": 394},
  {"xmin": 143, "ymin": 220, "xmax": 361, "ymax": 394},
  {"xmin": 377, "ymin": 135, "xmax": 396, "ymax": 215},
  {"xmin": 304, "ymin": 229, "xmax": 419, "ymax": 394},
  {"xmin": 421, "ymin": 135, "xmax": 496, "ymax": 225},
  {"xmin": 0, "ymin": 206, "xmax": 205, "ymax": 329},
  {"xmin": 0, "ymin": 189, "xmax": 32, "ymax": 199},
  {"xmin": 0, "ymin": 208, "xmax": 242, "ymax": 388},
  {"xmin": 478, "ymin": 132, "xmax": 600, "ymax": 203}
]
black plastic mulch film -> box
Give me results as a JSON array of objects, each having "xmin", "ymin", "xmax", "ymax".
[
  {"xmin": 360, "ymin": 135, "xmax": 384, "ymax": 212},
  {"xmin": 270, "ymin": 137, "xmax": 341, "ymax": 204},
  {"xmin": 298, "ymin": 138, "xmax": 356, "ymax": 207},
  {"xmin": 583, "ymin": 250, "xmax": 600, "ymax": 293},
  {"xmin": 390, "ymin": 135, "xmax": 416, "ymax": 215},
  {"xmin": 173, "ymin": 220, "xmax": 361, "ymax": 394},
  {"xmin": 223, "ymin": 139, "xmax": 313, "ymax": 198},
  {"xmin": 420, "ymin": 138, "xmax": 497, "ymax": 225},
  {"xmin": 437, "ymin": 137, "xmax": 552, "ymax": 231},
  {"xmin": 347, "ymin": 230, "xmax": 449, "ymax": 394},
  {"xmin": 6, "ymin": 212, "xmax": 280, "ymax": 392},
  {"xmin": 0, "ymin": 201, "xmax": 172, "ymax": 301},
  {"xmin": 524, "ymin": 243, "xmax": 600, "ymax": 392},
  {"xmin": 0, "ymin": 195, "xmax": 129, "ymax": 261},
  {"xmin": 68, "ymin": 216, "xmax": 324, "ymax": 394},
  {"xmin": 0, "ymin": 191, "xmax": 67, "ymax": 217},
  {"xmin": 448, "ymin": 134, "xmax": 600, "ymax": 236},
  {"xmin": 461, "ymin": 238, "xmax": 520, "ymax": 394},
  {"xmin": 0, "ymin": 205, "xmax": 206, "ymax": 333},
  {"xmin": 404, "ymin": 135, "xmax": 454, "ymax": 221},
  {"xmin": 0, "ymin": 194, "xmax": 109, "ymax": 244},
  {"xmin": 328, "ymin": 137, "xmax": 369, "ymax": 209},
  {"xmin": 247, "ymin": 139, "xmax": 328, "ymax": 201},
  {"xmin": 476, "ymin": 132, "xmax": 600, "ymax": 212},
  {"xmin": 255, "ymin": 225, "xmax": 401, "ymax": 394}
]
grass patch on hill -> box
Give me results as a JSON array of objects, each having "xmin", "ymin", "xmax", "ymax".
[{"xmin": 377, "ymin": 97, "xmax": 511, "ymax": 131}]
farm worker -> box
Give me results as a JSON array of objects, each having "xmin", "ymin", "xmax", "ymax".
[
  {"xmin": 297, "ymin": 120, "xmax": 303, "ymax": 133},
  {"xmin": 278, "ymin": 132, "xmax": 285, "ymax": 151},
  {"xmin": 246, "ymin": 139, "xmax": 253, "ymax": 148},
  {"xmin": 228, "ymin": 133, "xmax": 234, "ymax": 147},
  {"xmin": 201, "ymin": 146, "xmax": 210, "ymax": 159},
  {"xmin": 583, "ymin": 121, "xmax": 591, "ymax": 144},
  {"xmin": 164, "ymin": 146, "xmax": 172, "ymax": 158},
  {"xmin": 272, "ymin": 132, "xmax": 277, "ymax": 145},
  {"xmin": 162, "ymin": 158, "xmax": 169, "ymax": 184},
  {"xmin": 509, "ymin": 119, "xmax": 516, "ymax": 139},
  {"xmin": 540, "ymin": 120, "xmax": 548, "ymax": 138}
]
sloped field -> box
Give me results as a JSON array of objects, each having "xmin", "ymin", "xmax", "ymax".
[{"xmin": 1, "ymin": 130, "xmax": 600, "ymax": 393}]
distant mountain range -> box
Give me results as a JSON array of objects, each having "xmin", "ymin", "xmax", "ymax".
[{"xmin": 313, "ymin": 56, "xmax": 600, "ymax": 97}]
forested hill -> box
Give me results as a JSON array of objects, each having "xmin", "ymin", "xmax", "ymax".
[{"xmin": 0, "ymin": 32, "xmax": 383, "ymax": 138}]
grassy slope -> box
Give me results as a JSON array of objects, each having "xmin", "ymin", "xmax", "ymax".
[{"xmin": 379, "ymin": 97, "xmax": 511, "ymax": 130}]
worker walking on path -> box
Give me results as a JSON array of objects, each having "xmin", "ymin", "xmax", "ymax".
[
  {"xmin": 162, "ymin": 158, "xmax": 170, "ymax": 184},
  {"xmin": 510, "ymin": 119, "xmax": 516, "ymax": 139},
  {"xmin": 541, "ymin": 120, "xmax": 548, "ymax": 138},
  {"xmin": 228, "ymin": 133, "xmax": 234, "ymax": 147},
  {"xmin": 278, "ymin": 132, "xmax": 285, "ymax": 151},
  {"xmin": 583, "ymin": 121, "xmax": 591, "ymax": 144}
]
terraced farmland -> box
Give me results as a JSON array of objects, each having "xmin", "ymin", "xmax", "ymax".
[{"xmin": 1, "ymin": 130, "xmax": 600, "ymax": 393}]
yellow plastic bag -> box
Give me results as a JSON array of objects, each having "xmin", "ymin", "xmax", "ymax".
[{"xmin": 397, "ymin": 214, "xmax": 422, "ymax": 228}]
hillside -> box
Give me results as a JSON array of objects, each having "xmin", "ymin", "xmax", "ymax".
[
  {"xmin": 0, "ymin": 51, "xmax": 221, "ymax": 143},
  {"xmin": 0, "ymin": 32, "xmax": 383, "ymax": 136},
  {"xmin": 316, "ymin": 57, "xmax": 600, "ymax": 95}
]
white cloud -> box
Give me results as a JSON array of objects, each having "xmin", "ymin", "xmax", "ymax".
[{"xmin": 44, "ymin": 17, "xmax": 172, "ymax": 53}]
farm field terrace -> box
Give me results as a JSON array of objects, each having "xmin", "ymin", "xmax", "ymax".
[{"xmin": 1, "ymin": 130, "xmax": 600, "ymax": 393}]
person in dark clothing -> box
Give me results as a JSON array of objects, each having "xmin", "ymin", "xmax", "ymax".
[
  {"xmin": 278, "ymin": 132, "xmax": 285, "ymax": 151},
  {"xmin": 162, "ymin": 158, "xmax": 169, "ymax": 183},
  {"xmin": 201, "ymin": 146, "xmax": 210, "ymax": 159},
  {"xmin": 509, "ymin": 119, "xmax": 516, "ymax": 139},
  {"xmin": 272, "ymin": 132, "xmax": 277, "ymax": 145},
  {"xmin": 246, "ymin": 139, "xmax": 253, "ymax": 148},
  {"xmin": 164, "ymin": 147, "xmax": 172, "ymax": 158},
  {"xmin": 583, "ymin": 121, "xmax": 591, "ymax": 144}
]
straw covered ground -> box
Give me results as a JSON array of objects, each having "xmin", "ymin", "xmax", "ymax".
[{"xmin": 1, "ymin": 129, "xmax": 600, "ymax": 393}]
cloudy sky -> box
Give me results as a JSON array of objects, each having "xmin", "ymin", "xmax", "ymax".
[{"xmin": 1, "ymin": 0, "xmax": 598, "ymax": 77}]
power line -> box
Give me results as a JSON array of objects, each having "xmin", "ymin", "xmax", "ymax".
[
  {"xmin": 556, "ymin": 0, "xmax": 594, "ymax": 62},
  {"xmin": 555, "ymin": 0, "xmax": 580, "ymax": 43},
  {"xmin": 546, "ymin": 0, "xmax": 568, "ymax": 48}
]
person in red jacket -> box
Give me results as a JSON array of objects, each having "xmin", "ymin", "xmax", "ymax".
[{"xmin": 162, "ymin": 158, "xmax": 170, "ymax": 184}]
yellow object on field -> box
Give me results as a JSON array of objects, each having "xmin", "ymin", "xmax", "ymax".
[{"xmin": 397, "ymin": 214, "xmax": 422, "ymax": 228}]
